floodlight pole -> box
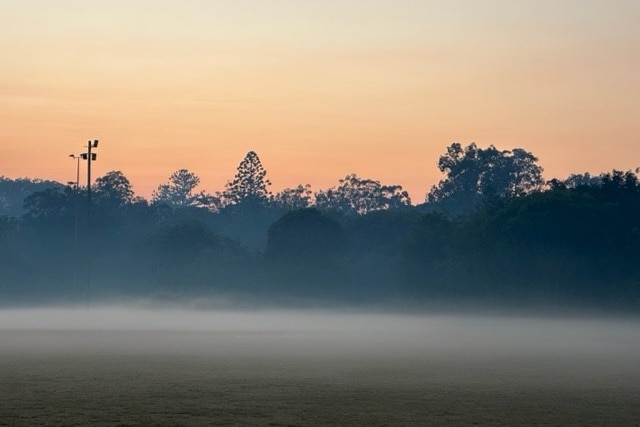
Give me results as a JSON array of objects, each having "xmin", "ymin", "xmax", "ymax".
[
  {"xmin": 87, "ymin": 141, "xmax": 93, "ymax": 210},
  {"xmin": 69, "ymin": 154, "xmax": 81, "ymax": 301},
  {"xmin": 84, "ymin": 139, "xmax": 98, "ymax": 307}
]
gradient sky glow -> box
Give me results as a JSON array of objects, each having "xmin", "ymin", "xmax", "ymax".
[{"xmin": 1, "ymin": 0, "xmax": 639, "ymax": 202}]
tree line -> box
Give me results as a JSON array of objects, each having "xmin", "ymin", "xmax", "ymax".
[{"xmin": 1, "ymin": 144, "xmax": 638, "ymax": 309}]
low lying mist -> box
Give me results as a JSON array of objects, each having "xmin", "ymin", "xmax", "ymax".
[
  {"xmin": 2, "ymin": 307, "xmax": 640, "ymax": 425},
  {"xmin": 1, "ymin": 306, "xmax": 639, "ymax": 360}
]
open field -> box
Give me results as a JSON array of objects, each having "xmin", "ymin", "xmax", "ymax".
[{"xmin": 1, "ymin": 310, "xmax": 639, "ymax": 426}]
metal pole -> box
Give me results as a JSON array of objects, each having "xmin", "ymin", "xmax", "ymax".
[
  {"xmin": 87, "ymin": 141, "xmax": 92, "ymax": 211},
  {"xmin": 70, "ymin": 155, "xmax": 80, "ymax": 303},
  {"xmin": 81, "ymin": 139, "xmax": 98, "ymax": 308},
  {"xmin": 75, "ymin": 156, "xmax": 80, "ymax": 190},
  {"xmin": 86, "ymin": 141, "xmax": 92, "ymax": 308}
]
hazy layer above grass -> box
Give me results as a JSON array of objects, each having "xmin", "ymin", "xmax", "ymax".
[{"xmin": 1, "ymin": 310, "xmax": 639, "ymax": 425}]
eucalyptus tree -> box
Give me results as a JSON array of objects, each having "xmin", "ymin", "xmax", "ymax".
[
  {"xmin": 152, "ymin": 169, "xmax": 218, "ymax": 210},
  {"xmin": 94, "ymin": 170, "xmax": 135, "ymax": 207},
  {"xmin": 562, "ymin": 172, "xmax": 602, "ymax": 189},
  {"xmin": 0, "ymin": 176, "xmax": 64, "ymax": 218},
  {"xmin": 264, "ymin": 208, "xmax": 348, "ymax": 294},
  {"xmin": 272, "ymin": 184, "xmax": 313, "ymax": 211},
  {"xmin": 315, "ymin": 174, "xmax": 411, "ymax": 215},
  {"xmin": 426, "ymin": 142, "xmax": 544, "ymax": 215}
]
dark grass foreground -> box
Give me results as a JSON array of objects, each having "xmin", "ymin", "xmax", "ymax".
[{"xmin": 1, "ymin": 318, "xmax": 639, "ymax": 426}]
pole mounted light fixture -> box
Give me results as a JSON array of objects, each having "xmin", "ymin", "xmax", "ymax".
[
  {"xmin": 68, "ymin": 153, "xmax": 82, "ymax": 301},
  {"xmin": 82, "ymin": 139, "xmax": 99, "ymax": 201},
  {"xmin": 69, "ymin": 154, "xmax": 80, "ymax": 189},
  {"xmin": 77, "ymin": 139, "xmax": 99, "ymax": 308}
]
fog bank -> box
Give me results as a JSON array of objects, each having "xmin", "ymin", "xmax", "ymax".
[{"xmin": 1, "ymin": 307, "xmax": 639, "ymax": 359}]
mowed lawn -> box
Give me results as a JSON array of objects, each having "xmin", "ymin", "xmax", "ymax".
[{"xmin": 1, "ymin": 316, "xmax": 639, "ymax": 426}]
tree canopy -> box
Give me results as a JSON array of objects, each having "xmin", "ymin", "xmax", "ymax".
[
  {"xmin": 315, "ymin": 174, "xmax": 411, "ymax": 215},
  {"xmin": 272, "ymin": 184, "xmax": 313, "ymax": 211},
  {"xmin": 152, "ymin": 169, "xmax": 217, "ymax": 209},
  {"xmin": 2, "ymin": 147, "xmax": 640, "ymax": 310},
  {"xmin": 264, "ymin": 208, "xmax": 348, "ymax": 294},
  {"xmin": 224, "ymin": 151, "xmax": 271, "ymax": 205},
  {"xmin": 427, "ymin": 142, "xmax": 544, "ymax": 215},
  {"xmin": 94, "ymin": 170, "xmax": 135, "ymax": 207},
  {"xmin": 0, "ymin": 176, "xmax": 63, "ymax": 218}
]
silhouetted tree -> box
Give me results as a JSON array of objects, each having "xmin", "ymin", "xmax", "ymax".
[
  {"xmin": 315, "ymin": 174, "xmax": 411, "ymax": 215},
  {"xmin": 152, "ymin": 220, "xmax": 257, "ymax": 291},
  {"xmin": 94, "ymin": 170, "xmax": 135, "ymax": 207},
  {"xmin": 427, "ymin": 143, "xmax": 544, "ymax": 215},
  {"xmin": 4, "ymin": 148, "xmax": 640, "ymax": 308},
  {"xmin": 402, "ymin": 171, "xmax": 640, "ymax": 305},
  {"xmin": 214, "ymin": 151, "xmax": 275, "ymax": 250},
  {"xmin": 91, "ymin": 170, "xmax": 139, "ymax": 234},
  {"xmin": 272, "ymin": 184, "xmax": 313, "ymax": 210},
  {"xmin": 22, "ymin": 187, "xmax": 74, "ymax": 228},
  {"xmin": 0, "ymin": 216, "xmax": 21, "ymax": 286},
  {"xmin": 400, "ymin": 213, "xmax": 457, "ymax": 295},
  {"xmin": 17, "ymin": 187, "xmax": 78, "ymax": 289},
  {"xmin": 152, "ymin": 169, "xmax": 218, "ymax": 210},
  {"xmin": 345, "ymin": 209, "xmax": 421, "ymax": 297},
  {"xmin": 0, "ymin": 176, "xmax": 63, "ymax": 218},
  {"xmin": 223, "ymin": 151, "xmax": 271, "ymax": 205},
  {"xmin": 600, "ymin": 169, "xmax": 639, "ymax": 198},
  {"xmin": 562, "ymin": 172, "xmax": 602, "ymax": 189},
  {"xmin": 264, "ymin": 208, "xmax": 348, "ymax": 295}
]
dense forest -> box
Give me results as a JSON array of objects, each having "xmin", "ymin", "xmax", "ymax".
[{"xmin": 1, "ymin": 143, "xmax": 639, "ymax": 310}]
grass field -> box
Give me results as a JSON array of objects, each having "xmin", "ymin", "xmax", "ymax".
[{"xmin": 1, "ymin": 311, "xmax": 639, "ymax": 426}]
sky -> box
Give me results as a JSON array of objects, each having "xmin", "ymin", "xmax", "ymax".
[{"xmin": 1, "ymin": 0, "xmax": 639, "ymax": 202}]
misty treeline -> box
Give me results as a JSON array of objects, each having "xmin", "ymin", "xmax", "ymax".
[{"xmin": 1, "ymin": 143, "xmax": 639, "ymax": 308}]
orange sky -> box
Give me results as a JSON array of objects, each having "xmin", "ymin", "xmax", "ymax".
[{"xmin": 1, "ymin": 1, "xmax": 639, "ymax": 202}]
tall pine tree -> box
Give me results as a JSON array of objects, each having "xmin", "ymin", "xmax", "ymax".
[{"xmin": 224, "ymin": 151, "xmax": 271, "ymax": 205}]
